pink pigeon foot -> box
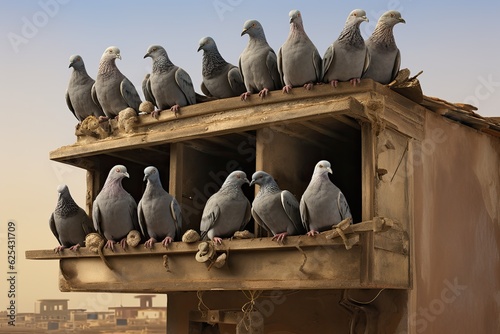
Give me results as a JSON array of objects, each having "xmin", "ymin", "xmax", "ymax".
[
  {"xmin": 105, "ymin": 240, "xmax": 116, "ymax": 251},
  {"xmin": 213, "ymin": 237, "xmax": 223, "ymax": 245},
  {"xmin": 54, "ymin": 245, "xmax": 67, "ymax": 253},
  {"xmin": 272, "ymin": 232, "xmax": 289, "ymax": 243},
  {"xmin": 240, "ymin": 91, "xmax": 251, "ymax": 101},
  {"xmin": 161, "ymin": 236, "xmax": 173, "ymax": 247},
  {"xmin": 68, "ymin": 244, "xmax": 81, "ymax": 251},
  {"xmin": 119, "ymin": 237, "xmax": 128, "ymax": 250},
  {"xmin": 258, "ymin": 88, "xmax": 270, "ymax": 98},
  {"xmin": 330, "ymin": 80, "xmax": 339, "ymax": 88},
  {"xmin": 144, "ymin": 237, "xmax": 157, "ymax": 249},
  {"xmin": 170, "ymin": 105, "xmax": 180, "ymax": 117},
  {"xmin": 98, "ymin": 116, "xmax": 110, "ymax": 123},
  {"xmin": 282, "ymin": 85, "xmax": 293, "ymax": 94},
  {"xmin": 350, "ymin": 78, "xmax": 361, "ymax": 86},
  {"xmin": 303, "ymin": 82, "xmax": 314, "ymax": 90},
  {"xmin": 151, "ymin": 110, "xmax": 161, "ymax": 119},
  {"xmin": 306, "ymin": 230, "xmax": 319, "ymax": 237}
]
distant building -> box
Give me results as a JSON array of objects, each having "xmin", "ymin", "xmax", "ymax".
[
  {"xmin": 109, "ymin": 295, "xmax": 166, "ymax": 325},
  {"xmin": 35, "ymin": 299, "xmax": 69, "ymax": 321}
]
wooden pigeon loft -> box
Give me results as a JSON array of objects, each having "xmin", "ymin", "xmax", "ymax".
[{"xmin": 26, "ymin": 80, "xmax": 438, "ymax": 333}]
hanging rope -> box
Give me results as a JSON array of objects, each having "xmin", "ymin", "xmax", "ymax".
[
  {"xmin": 197, "ymin": 291, "xmax": 210, "ymax": 318},
  {"xmin": 240, "ymin": 290, "xmax": 263, "ymax": 330}
]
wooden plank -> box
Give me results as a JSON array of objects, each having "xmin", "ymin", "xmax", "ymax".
[{"xmin": 49, "ymin": 96, "xmax": 363, "ymax": 163}]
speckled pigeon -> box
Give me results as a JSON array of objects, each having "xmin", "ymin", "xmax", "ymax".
[
  {"xmin": 138, "ymin": 166, "xmax": 182, "ymax": 248},
  {"xmin": 91, "ymin": 46, "xmax": 142, "ymax": 119},
  {"xmin": 92, "ymin": 165, "xmax": 141, "ymax": 250},
  {"xmin": 277, "ymin": 10, "xmax": 322, "ymax": 93},
  {"xmin": 250, "ymin": 171, "xmax": 305, "ymax": 242},
  {"xmin": 50, "ymin": 184, "xmax": 95, "ymax": 252},
  {"xmin": 323, "ymin": 9, "xmax": 370, "ymax": 87},
  {"xmin": 143, "ymin": 45, "xmax": 196, "ymax": 118},
  {"xmin": 300, "ymin": 160, "xmax": 352, "ymax": 236},
  {"xmin": 362, "ymin": 10, "xmax": 405, "ymax": 84},
  {"xmin": 200, "ymin": 171, "xmax": 251, "ymax": 245},
  {"xmin": 198, "ymin": 36, "xmax": 246, "ymax": 99},
  {"xmin": 65, "ymin": 55, "xmax": 105, "ymax": 122},
  {"xmin": 239, "ymin": 19, "xmax": 282, "ymax": 100}
]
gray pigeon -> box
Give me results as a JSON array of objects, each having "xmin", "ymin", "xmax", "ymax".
[
  {"xmin": 138, "ymin": 166, "xmax": 182, "ymax": 248},
  {"xmin": 239, "ymin": 19, "xmax": 282, "ymax": 100},
  {"xmin": 323, "ymin": 9, "xmax": 370, "ymax": 87},
  {"xmin": 65, "ymin": 55, "xmax": 105, "ymax": 122},
  {"xmin": 198, "ymin": 36, "xmax": 246, "ymax": 99},
  {"xmin": 362, "ymin": 10, "xmax": 405, "ymax": 84},
  {"xmin": 277, "ymin": 10, "xmax": 322, "ymax": 93},
  {"xmin": 91, "ymin": 46, "xmax": 142, "ymax": 119},
  {"xmin": 50, "ymin": 184, "xmax": 95, "ymax": 252},
  {"xmin": 92, "ymin": 165, "xmax": 141, "ymax": 250},
  {"xmin": 200, "ymin": 171, "xmax": 251, "ymax": 244},
  {"xmin": 300, "ymin": 160, "xmax": 352, "ymax": 236},
  {"xmin": 250, "ymin": 171, "xmax": 305, "ymax": 242},
  {"xmin": 143, "ymin": 45, "xmax": 196, "ymax": 118}
]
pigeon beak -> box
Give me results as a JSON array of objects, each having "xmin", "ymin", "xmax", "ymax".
[
  {"xmin": 124, "ymin": 172, "xmax": 130, "ymax": 178},
  {"xmin": 399, "ymin": 18, "xmax": 406, "ymax": 24},
  {"xmin": 197, "ymin": 45, "xmax": 203, "ymax": 52},
  {"xmin": 327, "ymin": 167, "xmax": 333, "ymax": 174},
  {"xmin": 362, "ymin": 16, "xmax": 369, "ymax": 22},
  {"xmin": 249, "ymin": 179, "xmax": 255, "ymax": 187},
  {"xmin": 143, "ymin": 53, "xmax": 150, "ymax": 59},
  {"xmin": 143, "ymin": 174, "xmax": 148, "ymax": 182},
  {"xmin": 68, "ymin": 62, "xmax": 73, "ymax": 68},
  {"xmin": 244, "ymin": 178, "xmax": 250, "ymax": 185},
  {"xmin": 241, "ymin": 29, "xmax": 248, "ymax": 37},
  {"xmin": 116, "ymin": 53, "xmax": 122, "ymax": 60}
]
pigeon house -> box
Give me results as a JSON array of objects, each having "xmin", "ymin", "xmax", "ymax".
[{"xmin": 26, "ymin": 78, "xmax": 500, "ymax": 333}]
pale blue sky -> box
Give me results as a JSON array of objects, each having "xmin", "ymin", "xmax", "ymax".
[{"xmin": 1, "ymin": 0, "xmax": 499, "ymax": 313}]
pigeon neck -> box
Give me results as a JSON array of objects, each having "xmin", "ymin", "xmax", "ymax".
[
  {"xmin": 337, "ymin": 22, "xmax": 364, "ymax": 46},
  {"xmin": 202, "ymin": 49, "xmax": 228, "ymax": 77},
  {"xmin": 370, "ymin": 23, "xmax": 396, "ymax": 47},
  {"xmin": 98, "ymin": 59, "xmax": 118, "ymax": 76},
  {"xmin": 153, "ymin": 55, "xmax": 174, "ymax": 73},
  {"xmin": 290, "ymin": 21, "xmax": 306, "ymax": 38},
  {"xmin": 260, "ymin": 180, "xmax": 281, "ymax": 195},
  {"xmin": 56, "ymin": 195, "xmax": 79, "ymax": 216},
  {"xmin": 102, "ymin": 178, "xmax": 127, "ymax": 196}
]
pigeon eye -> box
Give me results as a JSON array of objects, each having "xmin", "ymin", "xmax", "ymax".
[{"xmin": 353, "ymin": 13, "xmax": 357, "ymax": 17}]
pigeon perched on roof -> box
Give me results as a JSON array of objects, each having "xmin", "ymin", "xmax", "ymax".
[
  {"xmin": 322, "ymin": 9, "xmax": 370, "ymax": 87},
  {"xmin": 239, "ymin": 19, "xmax": 282, "ymax": 100},
  {"xmin": 197, "ymin": 36, "xmax": 246, "ymax": 99},
  {"xmin": 91, "ymin": 46, "xmax": 142, "ymax": 120},
  {"xmin": 250, "ymin": 171, "xmax": 305, "ymax": 242},
  {"xmin": 138, "ymin": 166, "xmax": 182, "ymax": 248},
  {"xmin": 200, "ymin": 171, "xmax": 251, "ymax": 245},
  {"xmin": 143, "ymin": 45, "xmax": 196, "ymax": 118},
  {"xmin": 277, "ymin": 10, "xmax": 322, "ymax": 93},
  {"xmin": 300, "ymin": 160, "xmax": 352, "ymax": 236},
  {"xmin": 65, "ymin": 55, "xmax": 105, "ymax": 123},
  {"xmin": 92, "ymin": 165, "xmax": 141, "ymax": 250},
  {"xmin": 362, "ymin": 10, "xmax": 405, "ymax": 85},
  {"xmin": 50, "ymin": 184, "xmax": 95, "ymax": 252}
]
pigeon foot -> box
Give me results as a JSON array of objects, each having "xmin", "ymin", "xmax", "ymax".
[
  {"xmin": 161, "ymin": 236, "xmax": 173, "ymax": 247},
  {"xmin": 282, "ymin": 85, "xmax": 293, "ymax": 94},
  {"xmin": 213, "ymin": 237, "xmax": 223, "ymax": 245},
  {"xmin": 144, "ymin": 237, "xmax": 157, "ymax": 249},
  {"xmin": 240, "ymin": 92, "xmax": 251, "ymax": 101},
  {"xmin": 306, "ymin": 230, "xmax": 319, "ymax": 237},
  {"xmin": 350, "ymin": 78, "xmax": 361, "ymax": 86},
  {"xmin": 330, "ymin": 80, "xmax": 339, "ymax": 88},
  {"xmin": 272, "ymin": 232, "xmax": 288, "ymax": 243},
  {"xmin": 303, "ymin": 82, "xmax": 314, "ymax": 90},
  {"xmin": 69, "ymin": 244, "xmax": 81, "ymax": 251},
  {"xmin": 258, "ymin": 88, "xmax": 270, "ymax": 98}
]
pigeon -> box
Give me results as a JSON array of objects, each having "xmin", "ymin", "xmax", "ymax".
[
  {"xmin": 239, "ymin": 19, "xmax": 282, "ymax": 100},
  {"xmin": 362, "ymin": 10, "xmax": 406, "ymax": 85},
  {"xmin": 65, "ymin": 55, "xmax": 105, "ymax": 123},
  {"xmin": 138, "ymin": 166, "xmax": 182, "ymax": 248},
  {"xmin": 322, "ymin": 9, "xmax": 370, "ymax": 87},
  {"xmin": 250, "ymin": 171, "xmax": 305, "ymax": 242},
  {"xmin": 300, "ymin": 160, "xmax": 352, "ymax": 236},
  {"xmin": 197, "ymin": 36, "xmax": 246, "ymax": 99},
  {"xmin": 50, "ymin": 184, "xmax": 95, "ymax": 252},
  {"xmin": 91, "ymin": 46, "xmax": 142, "ymax": 120},
  {"xmin": 143, "ymin": 45, "xmax": 196, "ymax": 118},
  {"xmin": 200, "ymin": 171, "xmax": 251, "ymax": 245},
  {"xmin": 92, "ymin": 165, "xmax": 141, "ymax": 250},
  {"xmin": 277, "ymin": 10, "xmax": 322, "ymax": 93}
]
